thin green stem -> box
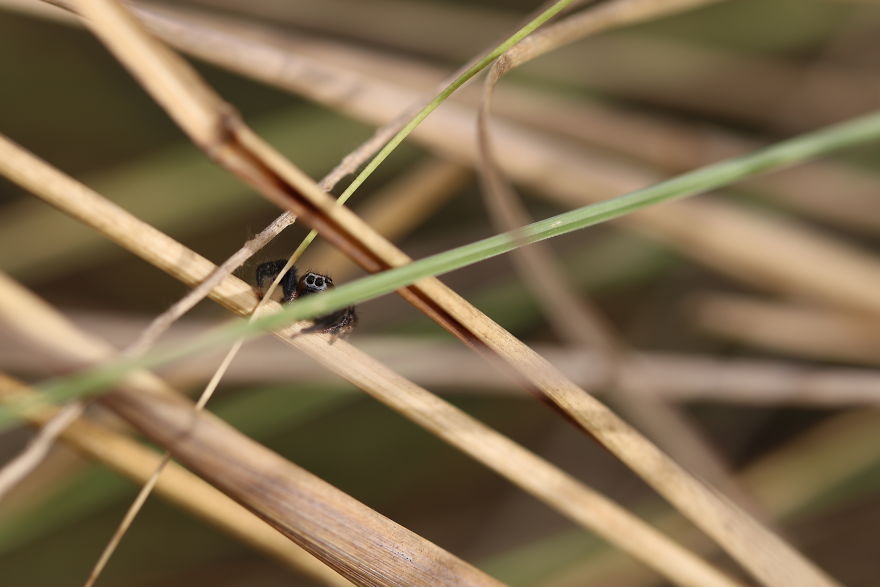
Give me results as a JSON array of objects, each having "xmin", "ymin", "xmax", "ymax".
[
  {"xmin": 4, "ymin": 109, "xmax": 879, "ymax": 427},
  {"xmin": 336, "ymin": 0, "xmax": 575, "ymax": 206},
  {"xmin": 291, "ymin": 0, "xmax": 576, "ymax": 263}
]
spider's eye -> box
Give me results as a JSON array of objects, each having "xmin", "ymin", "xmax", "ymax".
[{"xmin": 300, "ymin": 272, "xmax": 332, "ymax": 295}]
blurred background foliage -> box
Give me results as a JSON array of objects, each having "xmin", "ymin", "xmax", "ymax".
[{"xmin": 1, "ymin": 0, "xmax": 879, "ymax": 585}]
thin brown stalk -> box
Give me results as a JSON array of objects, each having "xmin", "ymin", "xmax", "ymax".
[
  {"xmin": 557, "ymin": 32, "xmax": 880, "ymax": 132},
  {"xmin": 0, "ymin": 401, "xmax": 83, "ymax": 501},
  {"xmin": 83, "ymin": 450, "xmax": 173, "ymax": 587},
  {"xmin": 85, "ymin": 333, "xmax": 247, "ymax": 587},
  {"xmin": 181, "ymin": 0, "xmax": 876, "ymax": 131},
  {"xmin": 692, "ymin": 293, "xmax": 880, "ymax": 366},
  {"xmin": 547, "ymin": 405, "xmax": 880, "ymax": 586},
  {"xmin": 497, "ymin": 0, "xmax": 723, "ymax": 71},
  {"xmin": 307, "ymin": 159, "xmax": 471, "ymax": 279},
  {"xmin": 0, "ymin": 0, "xmax": 73, "ymax": 23},
  {"xmin": 71, "ymin": 0, "xmax": 478, "ymax": 359},
  {"xmin": 97, "ymin": 3, "xmax": 880, "ymax": 323},
  {"xmin": 475, "ymin": 0, "xmax": 766, "ymax": 523},
  {"xmin": 0, "ymin": 279, "xmax": 500, "ymax": 587},
  {"xmin": 0, "ymin": 271, "xmax": 352, "ymax": 584},
  {"xmin": 0, "ymin": 137, "xmax": 741, "ymax": 587},
  {"xmin": 124, "ymin": 212, "xmax": 295, "ymax": 355},
  {"xmin": 159, "ymin": 343, "xmax": 880, "ymax": 407},
  {"xmin": 190, "ymin": 0, "xmax": 879, "ymax": 133},
  {"xmin": 619, "ymin": 352, "xmax": 880, "ymax": 407},
  {"xmin": 44, "ymin": 2, "xmax": 839, "ymax": 584}
]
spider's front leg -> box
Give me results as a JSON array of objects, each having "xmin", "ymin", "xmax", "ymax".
[
  {"xmin": 255, "ymin": 259, "xmax": 298, "ymax": 302},
  {"xmin": 302, "ymin": 305, "xmax": 358, "ymax": 342}
]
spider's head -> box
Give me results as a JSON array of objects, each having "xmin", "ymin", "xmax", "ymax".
[{"xmin": 298, "ymin": 271, "xmax": 334, "ymax": 297}]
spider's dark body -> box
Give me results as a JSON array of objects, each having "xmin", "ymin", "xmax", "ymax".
[{"xmin": 255, "ymin": 260, "xmax": 358, "ymax": 339}]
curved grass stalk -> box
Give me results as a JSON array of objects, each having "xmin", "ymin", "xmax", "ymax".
[{"xmin": 252, "ymin": 0, "xmax": 577, "ymax": 269}]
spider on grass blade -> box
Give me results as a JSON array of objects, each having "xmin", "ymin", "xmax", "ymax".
[{"xmin": 255, "ymin": 259, "xmax": 358, "ymax": 340}]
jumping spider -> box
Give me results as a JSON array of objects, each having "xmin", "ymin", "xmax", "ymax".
[{"xmin": 255, "ymin": 259, "xmax": 357, "ymax": 340}]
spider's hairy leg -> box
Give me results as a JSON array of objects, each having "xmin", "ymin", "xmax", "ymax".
[
  {"xmin": 255, "ymin": 259, "xmax": 298, "ymax": 302},
  {"xmin": 302, "ymin": 305, "xmax": 358, "ymax": 342}
]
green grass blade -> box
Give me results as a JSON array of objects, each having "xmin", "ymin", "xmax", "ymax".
[{"xmin": 3, "ymin": 109, "xmax": 879, "ymax": 427}]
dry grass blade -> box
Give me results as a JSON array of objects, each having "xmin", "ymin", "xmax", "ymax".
[
  {"xmin": 475, "ymin": 0, "xmax": 768, "ymax": 522},
  {"xmin": 139, "ymin": 0, "xmax": 879, "ymax": 133},
  {"xmin": 692, "ymin": 293, "xmax": 880, "ymax": 366},
  {"xmin": 0, "ymin": 374, "xmax": 353, "ymax": 587},
  {"xmin": 0, "ymin": 275, "xmax": 501, "ymax": 587},
  {"xmin": 546, "ymin": 404, "xmax": 880, "ymax": 586},
  {"xmin": 620, "ymin": 352, "xmax": 880, "ymax": 407},
  {"xmin": 0, "ymin": 271, "xmax": 353, "ymax": 584},
  {"xmin": 98, "ymin": 378, "xmax": 505, "ymax": 587},
  {"xmin": 499, "ymin": 90, "xmax": 880, "ymax": 235},
  {"xmin": 85, "ymin": 336, "xmax": 247, "ymax": 585},
  {"xmin": 54, "ymin": 2, "xmax": 840, "ymax": 585},
  {"xmin": 498, "ymin": 0, "xmax": 723, "ymax": 71},
  {"xmin": 9, "ymin": 320, "xmax": 880, "ymax": 407},
  {"xmin": 108, "ymin": 3, "xmax": 880, "ymax": 324},
  {"xmin": 308, "ymin": 159, "xmax": 471, "ymax": 279},
  {"xmin": 0, "ymin": 135, "xmax": 742, "ymax": 587}
]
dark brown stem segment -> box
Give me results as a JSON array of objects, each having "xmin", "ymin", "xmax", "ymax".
[{"xmin": 100, "ymin": 386, "xmax": 504, "ymax": 587}]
